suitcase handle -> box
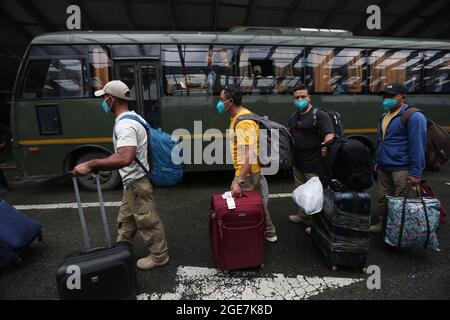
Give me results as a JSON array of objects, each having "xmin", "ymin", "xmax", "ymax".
[{"xmin": 72, "ymin": 175, "xmax": 112, "ymax": 250}]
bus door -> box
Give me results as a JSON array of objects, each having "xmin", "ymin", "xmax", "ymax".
[{"xmin": 114, "ymin": 60, "xmax": 161, "ymax": 128}]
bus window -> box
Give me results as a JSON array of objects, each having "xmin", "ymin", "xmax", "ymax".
[
  {"xmin": 238, "ymin": 46, "xmax": 304, "ymax": 95},
  {"xmin": 112, "ymin": 44, "xmax": 160, "ymax": 58},
  {"xmin": 29, "ymin": 45, "xmax": 87, "ymax": 57},
  {"xmin": 22, "ymin": 59, "xmax": 86, "ymax": 99},
  {"xmin": 162, "ymin": 44, "xmax": 235, "ymax": 96},
  {"xmin": 304, "ymin": 47, "xmax": 366, "ymax": 94},
  {"xmin": 89, "ymin": 45, "xmax": 112, "ymax": 96},
  {"xmin": 423, "ymin": 51, "xmax": 450, "ymax": 93},
  {"xmin": 368, "ymin": 49, "xmax": 423, "ymax": 93}
]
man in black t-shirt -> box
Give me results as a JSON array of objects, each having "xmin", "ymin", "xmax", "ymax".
[{"xmin": 288, "ymin": 86, "xmax": 334, "ymax": 225}]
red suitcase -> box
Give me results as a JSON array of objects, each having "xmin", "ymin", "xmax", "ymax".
[{"xmin": 209, "ymin": 191, "xmax": 265, "ymax": 271}]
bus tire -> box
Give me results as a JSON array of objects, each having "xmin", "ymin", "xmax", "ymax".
[{"xmin": 75, "ymin": 152, "xmax": 121, "ymax": 191}]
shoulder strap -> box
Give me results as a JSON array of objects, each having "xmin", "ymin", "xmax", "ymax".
[
  {"xmin": 117, "ymin": 114, "xmax": 150, "ymax": 130},
  {"xmin": 232, "ymin": 112, "xmax": 259, "ymax": 131},
  {"xmin": 312, "ymin": 107, "xmax": 319, "ymax": 128},
  {"xmin": 288, "ymin": 112, "xmax": 298, "ymax": 128},
  {"xmin": 401, "ymin": 106, "xmax": 422, "ymax": 129},
  {"xmin": 115, "ymin": 114, "xmax": 153, "ymax": 172}
]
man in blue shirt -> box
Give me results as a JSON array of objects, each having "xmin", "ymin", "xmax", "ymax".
[{"xmin": 370, "ymin": 84, "xmax": 428, "ymax": 233}]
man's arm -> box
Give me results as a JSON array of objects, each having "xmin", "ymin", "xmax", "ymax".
[
  {"xmin": 238, "ymin": 145, "xmax": 252, "ymax": 181},
  {"xmin": 231, "ymin": 145, "xmax": 253, "ymax": 197},
  {"xmin": 73, "ymin": 146, "xmax": 136, "ymax": 176},
  {"xmin": 407, "ymin": 112, "xmax": 427, "ymax": 184},
  {"xmin": 231, "ymin": 122, "xmax": 258, "ymax": 197}
]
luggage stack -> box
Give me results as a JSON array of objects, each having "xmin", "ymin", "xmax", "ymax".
[
  {"xmin": 311, "ymin": 186, "xmax": 371, "ymax": 271},
  {"xmin": 209, "ymin": 191, "xmax": 265, "ymax": 271}
]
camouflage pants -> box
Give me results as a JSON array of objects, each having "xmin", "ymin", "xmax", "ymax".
[
  {"xmin": 117, "ymin": 176, "xmax": 168, "ymax": 260},
  {"xmin": 232, "ymin": 173, "xmax": 276, "ymax": 237}
]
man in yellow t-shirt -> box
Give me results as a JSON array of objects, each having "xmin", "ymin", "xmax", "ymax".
[{"xmin": 216, "ymin": 85, "xmax": 277, "ymax": 243}]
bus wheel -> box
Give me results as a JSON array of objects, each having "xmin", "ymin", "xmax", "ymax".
[{"xmin": 75, "ymin": 152, "xmax": 121, "ymax": 191}]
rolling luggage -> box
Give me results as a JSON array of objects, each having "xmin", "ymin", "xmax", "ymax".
[
  {"xmin": 56, "ymin": 175, "xmax": 137, "ymax": 300},
  {"xmin": 0, "ymin": 197, "xmax": 43, "ymax": 269},
  {"xmin": 0, "ymin": 245, "xmax": 17, "ymax": 269},
  {"xmin": 311, "ymin": 187, "xmax": 371, "ymax": 271},
  {"xmin": 210, "ymin": 191, "xmax": 265, "ymax": 271}
]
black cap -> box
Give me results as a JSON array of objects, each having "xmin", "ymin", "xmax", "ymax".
[{"xmin": 383, "ymin": 83, "xmax": 408, "ymax": 95}]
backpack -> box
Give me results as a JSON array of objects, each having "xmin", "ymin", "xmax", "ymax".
[
  {"xmin": 313, "ymin": 108, "xmax": 344, "ymax": 137},
  {"xmin": 116, "ymin": 115, "xmax": 184, "ymax": 187},
  {"xmin": 233, "ymin": 113, "xmax": 293, "ymax": 172},
  {"xmin": 323, "ymin": 137, "xmax": 373, "ymax": 191},
  {"xmin": 402, "ymin": 107, "xmax": 450, "ymax": 172}
]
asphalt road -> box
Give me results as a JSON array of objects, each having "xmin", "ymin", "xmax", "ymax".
[{"xmin": 0, "ymin": 164, "xmax": 449, "ymax": 300}]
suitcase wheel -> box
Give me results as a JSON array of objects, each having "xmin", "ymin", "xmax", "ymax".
[
  {"xmin": 331, "ymin": 266, "xmax": 338, "ymax": 272},
  {"xmin": 259, "ymin": 264, "xmax": 264, "ymax": 270}
]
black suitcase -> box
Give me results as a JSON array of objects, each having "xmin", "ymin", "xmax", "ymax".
[
  {"xmin": 312, "ymin": 188, "xmax": 370, "ymax": 272},
  {"xmin": 56, "ymin": 175, "xmax": 137, "ymax": 300}
]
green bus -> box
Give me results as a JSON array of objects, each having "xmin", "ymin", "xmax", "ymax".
[{"xmin": 11, "ymin": 27, "xmax": 450, "ymax": 190}]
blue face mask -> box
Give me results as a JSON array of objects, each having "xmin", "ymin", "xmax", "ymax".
[
  {"xmin": 101, "ymin": 97, "xmax": 112, "ymax": 114},
  {"xmin": 294, "ymin": 99, "xmax": 309, "ymax": 111},
  {"xmin": 382, "ymin": 98, "xmax": 398, "ymax": 111},
  {"xmin": 216, "ymin": 99, "xmax": 230, "ymax": 115}
]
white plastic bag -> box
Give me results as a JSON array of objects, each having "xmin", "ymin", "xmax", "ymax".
[{"xmin": 292, "ymin": 177, "xmax": 324, "ymax": 215}]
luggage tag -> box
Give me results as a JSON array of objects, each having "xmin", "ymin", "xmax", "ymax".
[{"xmin": 222, "ymin": 192, "xmax": 236, "ymax": 210}]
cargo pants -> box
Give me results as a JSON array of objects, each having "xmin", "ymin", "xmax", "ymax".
[
  {"xmin": 117, "ymin": 176, "xmax": 169, "ymax": 261},
  {"xmin": 232, "ymin": 173, "xmax": 276, "ymax": 237},
  {"xmin": 377, "ymin": 169, "xmax": 420, "ymax": 218}
]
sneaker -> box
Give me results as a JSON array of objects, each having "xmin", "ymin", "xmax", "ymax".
[
  {"xmin": 137, "ymin": 255, "xmax": 169, "ymax": 270},
  {"xmin": 288, "ymin": 214, "xmax": 312, "ymax": 225},
  {"xmin": 305, "ymin": 227, "xmax": 311, "ymax": 236},
  {"xmin": 265, "ymin": 235, "xmax": 278, "ymax": 243}
]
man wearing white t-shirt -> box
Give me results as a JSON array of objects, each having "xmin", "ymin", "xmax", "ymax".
[{"xmin": 73, "ymin": 80, "xmax": 169, "ymax": 270}]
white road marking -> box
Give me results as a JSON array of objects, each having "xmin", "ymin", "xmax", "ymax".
[
  {"xmin": 14, "ymin": 202, "xmax": 122, "ymax": 211},
  {"xmin": 137, "ymin": 266, "xmax": 363, "ymax": 300},
  {"xmin": 446, "ymin": 183, "xmax": 450, "ymax": 186},
  {"xmin": 12, "ymin": 193, "xmax": 294, "ymax": 211},
  {"xmin": 268, "ymin": 193, "xmax": 292, "ymax": 199}
]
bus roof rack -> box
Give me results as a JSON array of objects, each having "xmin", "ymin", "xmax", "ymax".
[{"xmin": 228, "ymin": 26, "xmax": 353, "ymax": 36}]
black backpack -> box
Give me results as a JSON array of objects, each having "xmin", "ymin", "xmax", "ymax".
[
  {"xmin": 233, "ymin": 113, "xmax": 294, "ymax": 171},
  {"xmin": 402, "ymin": 107, "xmax": 450, "ymax": 172},
  {"xmin": 313, "ymin": 108, "xmax": 344, "ymax": 137},
  {"xmin": 323, "ymin": 137, "xmax": 373, "ymax": 191}
]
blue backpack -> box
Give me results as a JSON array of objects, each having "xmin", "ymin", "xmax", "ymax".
[{"xmin": 117, "ymin": 115, "xmax": 184, "ymax": 187}]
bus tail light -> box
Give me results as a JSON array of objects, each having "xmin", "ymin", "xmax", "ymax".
[{"xmin": 27, "ymin": 147, "xmax": 40, "ymax": 154}]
